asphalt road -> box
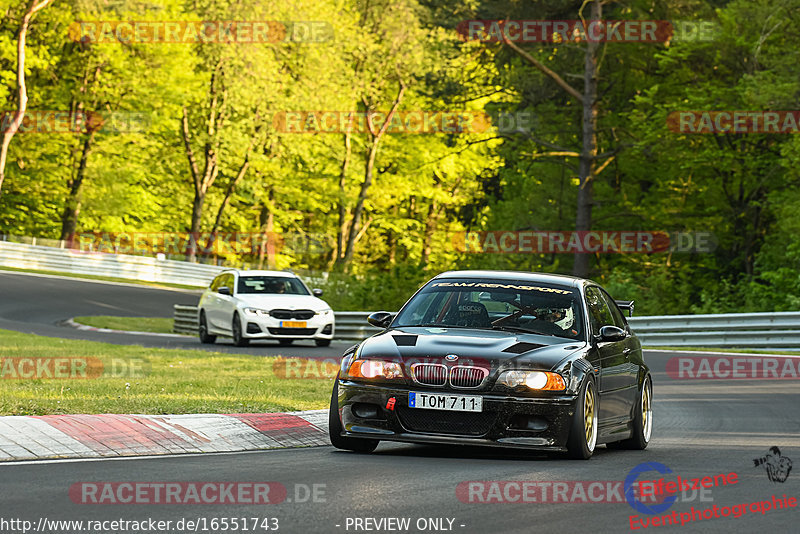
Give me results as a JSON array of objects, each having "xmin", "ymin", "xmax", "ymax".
[
  {"xmin": 1, "ymin": 350, "xmax": 798, "ymax": 534},
  {"xmin": 1, "ymin": 270, "xmax": 798, "ymax": 532},
  {"xmin": 0, "ymin": 270, "xmax": 349, "ymax": 359}
]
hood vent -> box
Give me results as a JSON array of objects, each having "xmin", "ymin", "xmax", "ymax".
[
  {"xmin": 392, "ymin": 335, "xmax": 418, "ymax": 346},
  {"xmin": 502, "ymin": 342, "xmax": 545, "ymax": 354}
]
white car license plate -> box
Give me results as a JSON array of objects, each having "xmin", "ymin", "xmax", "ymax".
[
  {"xmin": 408, "ymin": 392, "xmax": 483, "ymax": 412},
  {"xmin": 280, "ymin": 321, "xmax": 307, "ymax": 328}
]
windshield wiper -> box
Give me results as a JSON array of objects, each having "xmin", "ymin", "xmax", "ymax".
[{"xmin": 491, "ymin": 324, "xmax": 557, "ymax": 337}]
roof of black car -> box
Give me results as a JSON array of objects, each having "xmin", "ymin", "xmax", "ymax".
[{"xmin": 434, "ymin": 270, "xmax": 585, "ymax": 288}]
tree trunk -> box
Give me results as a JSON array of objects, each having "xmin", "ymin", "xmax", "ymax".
[
  {"xmin": 59, "ymin": 131, "xmax": 95, "ymax": 241},
  {"xmin": 0, "ymin": 0, "xmax": 56, "ymax": 199},
  {"xmin": 572, "ymin": 1, "xmax": 601, "ymax": 278},
  {"xmin": 332, "ymin": 129, "xmax": 352, "ymax": 268},
  {"xmin": 339, "ymin": 134, "xmax": 380, "ymax": 267},
  {"xmin": 257, "ymin": 188, "xmax": 275, "ymax": 269},
  {"xmin": 182, "ymin": 60, "xmax": 224, "ymax": 262},
  {"xmin": 205, "ymin": 153, "xmax": 250, "ymax": 260},
  {"xmin": 337, "ymin": 84, "xmax": 405, "ymax": 270},
  {"xmin": 420, "ymin": 198, "xmax": 437, "ymax": 268}
]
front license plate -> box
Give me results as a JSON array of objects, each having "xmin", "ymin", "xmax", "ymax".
[
  {"xmin": 280, "ymin": 321, "xmax": 307, "ymax": 328},
  {"xmin": 408, "ymin": 392, "xmax": 483, "ymax": 412}
]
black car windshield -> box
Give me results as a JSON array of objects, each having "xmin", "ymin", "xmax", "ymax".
[
  {"xmin": 393, "ymin": 278, "xmax": 584, "ymax": 340},
  {"xmin": 237, "ymin": 276, "xmax": 310, "ymax": 295}
]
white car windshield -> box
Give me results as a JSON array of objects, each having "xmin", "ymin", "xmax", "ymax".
[{"xmin": 236, "ymin": 276, "xmax": 310, "ymax": 295}]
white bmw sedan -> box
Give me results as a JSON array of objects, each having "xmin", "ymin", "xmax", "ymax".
[{"xmin": 197, "ymin": 270, "xmax": 335, "ymax": 347}]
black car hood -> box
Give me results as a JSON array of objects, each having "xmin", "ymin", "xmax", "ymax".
[{"xmin": 358, "ymin": 326, "xmax": 587, "ymax": 371}]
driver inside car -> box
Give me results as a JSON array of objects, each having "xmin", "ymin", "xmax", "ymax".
[{"xmin": 527, "ymin": 307, "xmax": 570, "ymax": 336}]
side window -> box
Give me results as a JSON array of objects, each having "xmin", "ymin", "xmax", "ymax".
[
  {"xmin": 222, "ymin": 274, "xmax": 235, "ymax": 292},
  {"xmin": 585, "ymin": 287, "xmax": 615, "ymax": 336},
  {"xmin": 599, "ymin": 289, "xmax": 627, "ymax": 329},
  {"xmin": 209, "ymin": 275, "xmax": 223, "ymax": 291}
]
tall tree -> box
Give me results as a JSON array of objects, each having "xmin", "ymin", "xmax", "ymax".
[
  {"xmin": 0, "ymin": 0, "xmax": 55, "ymax": 199},
  {"xmin": 502, "ymin": 0, "xmax": 607, "ymax": 277}
]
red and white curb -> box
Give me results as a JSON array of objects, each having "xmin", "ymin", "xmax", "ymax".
[{"xmin": 0, "ymin": 410, "xmax": 329, "ymax": 462}]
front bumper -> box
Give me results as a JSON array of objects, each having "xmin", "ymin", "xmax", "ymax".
[
  {"xmin": 336, "ymin": 380, "xmax": 578, "ymax": 451},
  {"xmin": 240, "ymin": 313, "xmax": 334, "ymax": 340}
]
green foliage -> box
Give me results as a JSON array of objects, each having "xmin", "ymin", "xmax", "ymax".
[
  {"xmin": 1, "ymin": 0, "xmax": 800, "ymax": 314},
  {"xmin": 0, "ymin": 328, "xmax": 330, "ymax": 415}
]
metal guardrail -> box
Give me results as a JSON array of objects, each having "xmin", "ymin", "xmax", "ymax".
[
  {"xmin": 628, "ymin": 312, "xmax": 800, "ymax": 348},
  {"xmin": 173, "ymin": 307, "xmax": 800, "ymax": 348},
  {"xmin": 172, "ymin": 306, "xmax": 375, "ymax": 340},
  {"xmin": 333, "ymin": 312, "xmax": 379, "ymax": 341},
  {"xmin": 0, "ymin": 240, "xmax": 225, "ymax": 287},
  {"xmin": 173, "ymin": 305, "xmax": 200, "ymax": 335}
]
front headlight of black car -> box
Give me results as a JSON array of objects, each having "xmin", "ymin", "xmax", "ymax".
[
  {"xmin": 497, "ymin": 370, "xmax": 566, "ymax": 391},
  {"xmin": 340, "ymin": 353, "xmax": 404, "ymax": 381}
]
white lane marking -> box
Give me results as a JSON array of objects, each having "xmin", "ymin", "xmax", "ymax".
[
  {"xmin": 0, "ymin": 447, "xmax": 323, "ymax": 466},
  {"xmin": 63, "ymin": 318, "xmax": 190, "ymax": 338},
  {"xmin": 645, "ymin": 349, "xmax": 800, "ymax": 358},
  {"xmin": 0, "ymin": 269, "xmax": 203, "ymax": 293}
]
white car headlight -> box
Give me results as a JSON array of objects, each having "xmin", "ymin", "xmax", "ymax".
[
  {"xmin": 244, "ymin": 308, "xmax": 269, "ymax": 317},
  {"xmin": 318, "ymin": 309, "xmax": 333, "ymax": 316}
]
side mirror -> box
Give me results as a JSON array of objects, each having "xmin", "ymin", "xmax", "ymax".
[
  {"xmin": 218, "ymin": 286, "xmax": 232, "ymax": 296},
  {"xmin": 599, "ymin": 325, "xmax": 627, "ymax": 342},
  {"xmin": 367, "ymin": 311, "xmax": 394, "ymax": 329},
  {"xmin": 312, "ymin": 288, "xmax": 324, "ymax": 297}
]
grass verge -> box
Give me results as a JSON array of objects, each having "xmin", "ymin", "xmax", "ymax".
[
  {"xmin": 0, "ymin": 329, "xmax": 332, "ymax": 415},
  {"xmin": 73, "ymin": 316, "xmax": 176, "ymax": 334},
  {"xmin": 0, "ymin": 266, "xmax": 203, "ymax": 291}
]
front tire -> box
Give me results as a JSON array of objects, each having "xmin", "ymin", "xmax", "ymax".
[
  {"xmin": 232, "ymin": 313, "xmax": 249, "ymax": 347},
  {"xmin": 198, "ymin": 311, "xmax": 216, "ymax": 344},
  {"xmin": 610, "ymin": 375, "xmax": 652, "ymax": 450},
  {"xmin": 328, "ymin": 380, "xmax": 379, "ymax": 453},
  {"xmin": 567, "ymin": 376, "xmax": 598, "ymax": 460}
]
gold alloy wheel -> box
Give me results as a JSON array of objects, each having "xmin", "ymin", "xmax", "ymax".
[
  {"xmin": 642, "ymin": 378, "xmax": 652, "ymax": 442},
  {"xmin": 584, "ymin": 382, "xmax": 597, "ymax": 451}
]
